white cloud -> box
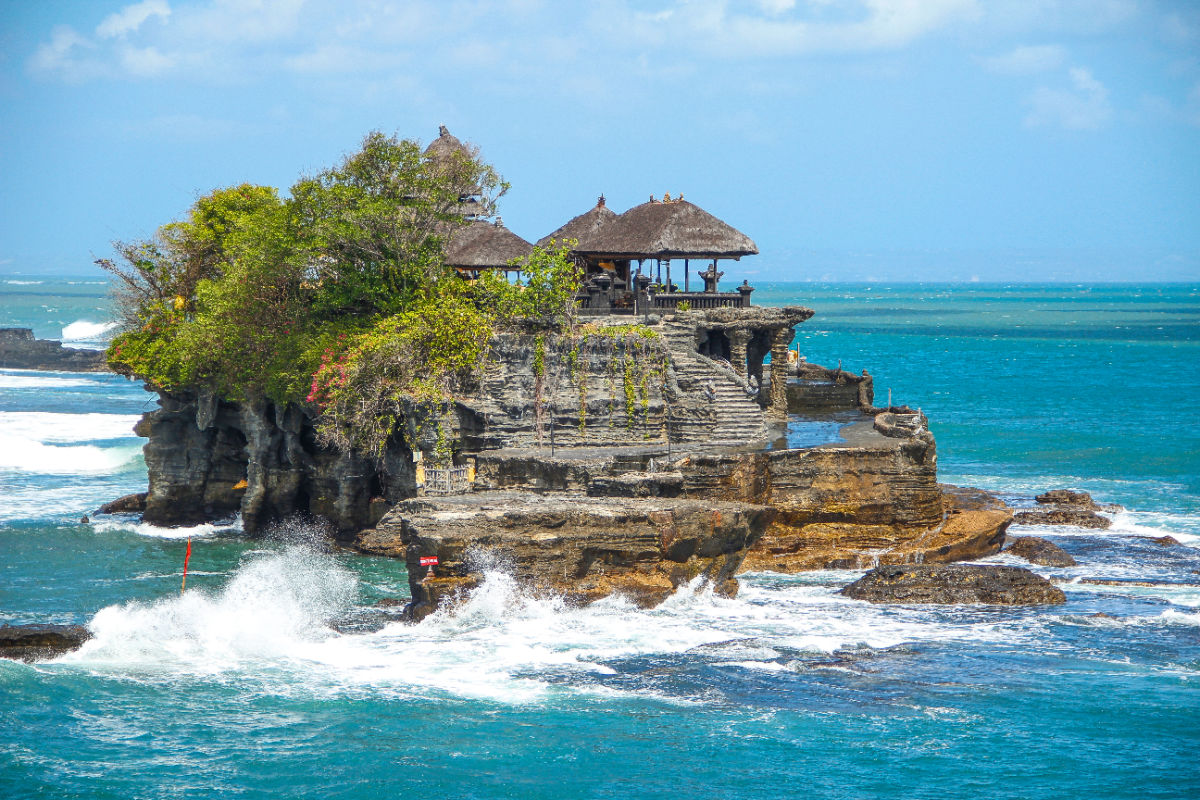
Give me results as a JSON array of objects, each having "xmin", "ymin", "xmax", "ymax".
[
  {"xmin": 758, "ymin": 0, "xmax": 797, "ymax": 14},
  {"xmin": 96, "ymin": 0, "xmax": 171, "ymax": 39},
  {"xmin": 610, "ymin": 0, "xmax": 980, "ymax": 56},
  {"xmin": 977, "ymin": 0, "xmax": 1138, "ymax": 35},
  {"xmin": 29, "ymin": 26, "xmax": 93, "ymax": 80},
  {"xmin": 982, "ymin": 44, "xmax": 1065, "ymax": 75},
  {"xmin": 1025, "ymin": 66, "xmax": 1112, "ymax": 130},
  {"xmin": 119, "ymin": 45, "xmax": 174, "ymax": 76}
]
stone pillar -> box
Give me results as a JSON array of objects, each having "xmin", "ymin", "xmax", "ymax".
[
  {"xmin": 767, "ymin": 327, "xmax": 792, "ymax": 421},
  {"xmin": 729, "ymin": 329, "xmax": 750, "ymax": 379}
]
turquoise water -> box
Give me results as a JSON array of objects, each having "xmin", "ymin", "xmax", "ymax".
[{"xmin": 2, "ymin": 278, "xmax": 1198, "ymax": 798}]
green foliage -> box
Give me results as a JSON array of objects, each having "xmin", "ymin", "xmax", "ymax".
[
  {"xmin": 104, "ymin": 130, "xmax": 506, "ymax": 409},
  {"xmin": 310, "ymin": 292, "xmax": 493, "ymax": 457},
  {"xmin": 472, "ymin": 240, "xmax": 581, "ymax": 327}
]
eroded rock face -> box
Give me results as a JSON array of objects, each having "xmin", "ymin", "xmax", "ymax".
[
  {"xmin": 0, "ymin": 328, "xmax": 107, "ymax": 372},
  {"xmin": 840, "ymin": 564, "xmax": 1066, "ymax": 605},
  {"xmin": 137, "ymin": 390, "xmax": 414, "ymax": 535},
  {"xmin": 0, "ymin": 624, "xmax": 91, "ymax": 661},
  {"xmin": 1005, "ymin": 536, "xmax": 1077, "ymax": 567},
  {"xmin": 357, "ymin": 491, "xmax": 777, "ymax": 620}
]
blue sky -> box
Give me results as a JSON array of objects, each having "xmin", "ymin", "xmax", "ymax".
[{"xmin": 1, "ymin": 0, "xmax": 1198, "ymax": 281}]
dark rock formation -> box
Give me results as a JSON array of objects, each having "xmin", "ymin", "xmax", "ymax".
[
  {"xmin": 1035, "ymin": 489, "xmax": 1099, "ymax": 508},
  {"xmin": 0, "ymin": 328, "xmax": 107, "ymax": 371},
  {"xmin": 1014, "ymin": 488, "xmax": 1119, "ymax": 529},
  {"xmin": 356, "ymin": 491, "xmax": 776, "ymax": 620},
  {"xmin": 1014, "ymin": 509, "xmax": 1111, "ymax": 529},
  {"xmin": 1151, "ymin": 535, "xmax": 1181, "ymax": 547},
  {"xmin": 0, "ymin": 624, "xmax": 91, "ymax": 661},
  {"xmin": 840, "ymin": 564, "xmax": 1066, "ymax": 605},
  {"xmin": 136, "ymin": 390, "xmax": 414, "ymax": 535},
  {"xmin": 1005, "ymin": 536, "xmax": 1077, "ymax": 567},
  {"xmin": 98, "ymin": 492, "xmax": 147, "ymax": 514}
]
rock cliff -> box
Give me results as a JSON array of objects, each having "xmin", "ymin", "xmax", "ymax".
[{"xmin": 136, "ymin": 390, "xmax": 412, "ymax": 535}]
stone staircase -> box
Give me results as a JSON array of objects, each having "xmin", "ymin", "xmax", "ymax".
[{"xmin": 658, "ymin": 321, "xmax": 768, "ymax": 445}]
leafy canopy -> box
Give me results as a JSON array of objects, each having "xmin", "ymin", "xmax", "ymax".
[{"xmin": 102, "ymin": 129, "xmax": 582, "ymax": 436}]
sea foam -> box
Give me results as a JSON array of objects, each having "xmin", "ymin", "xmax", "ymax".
[
  {"xmin": 0, "ymin": 411, "xmax": 141, "ymax": 443},
  {"xmin": 61, "ymin": 320, "xmax": 118, "ymax": 341}
]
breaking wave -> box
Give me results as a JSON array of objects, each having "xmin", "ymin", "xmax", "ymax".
[{"xmin": 61, "ymin": 320, "xmax": 118, "ymax": 342}]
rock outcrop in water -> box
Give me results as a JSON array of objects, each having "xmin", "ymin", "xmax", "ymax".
[
  {"xmin": 840, "ymin": 564, "xmax": 1066, "ymax": 605},
  {"xmin": 1013, "ymin": 489, "xmax": 1117, "ymax": 530},
  {"xmin": 0, "ymin": 624, "xmax": 91, "ymax": 661},
  {"xmin": 124, "ymin": 307, "xmax": 1012, "ymax": 615},
  {"xmin": 0, "ymin": 328, "xmax": 107, "ymax": 372},
  {"xmin": 1005, "ymin": 536, "xmax": 1077, "ymax": 567},
  {"xmin": 358, "ymin": 491, "xmax": 776, "ymax": 620}
]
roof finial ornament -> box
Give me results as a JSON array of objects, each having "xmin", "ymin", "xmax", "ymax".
[
  {"xmin": 438, "ymin": 124, "xmax": 449, "ymax": 137},
  {"xmin": 663, "ymin": 192, "xmax": 671, "ymax": 202},
  {"xmin": 650, "ymin": 194, "xmax": 657, "ymax": 203},
  {"xmin": 494, "ymin": 216, "xmax": 504, "ymax": 227},
  {"xmin": 678, "ymin": 192, "xmax": 683, "ymax": 202},
  {"xmin": 598, "ymin": 194, "xmax": 606, "ymax": 208}
]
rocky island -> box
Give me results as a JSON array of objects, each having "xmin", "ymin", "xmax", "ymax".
[
  {"xmin": 98, "ymin": 127, "xmax": 1014, "ymax": 620},
  {"xmin": 0, "ymin": 327, "xmax": 107, "ymax": 371}
]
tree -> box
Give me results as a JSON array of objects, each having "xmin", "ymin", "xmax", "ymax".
[{"xmin": 105, "ymin": 130, "xmax": 507, "ymax": 403}]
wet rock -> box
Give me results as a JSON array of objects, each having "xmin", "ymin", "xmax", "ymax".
[
  {"xmin": 0, "ymin": 624, "xmax": 91, "ymax": 662},
  {"xmin": 1014, "ymin": 509, "xmax": 1112, "ymax": 529},
  {"xmin": 741, "ymin": 484, "xmax": 1009, "ymax": 573},
  {"xmin": 1020, "ymin": 489, "xmax": 1122, "ymax": 528},
  {"xmin": 1035, "ymin": 489, "xmax": 1099, "ymax": 508},
  {"xmin": 98, "ymin": 492, "xmax": 148, "ymax": 514},
  {"xmin": 0, "ymin": 328, "xmax": 107, "ymax": 371},
  {"xmin": 1005, "ymin": 536, "xmax": 1077, "ymax": 567},
  {"xmin": 840, "ymin": 564, "xmax": 1066, "ymax": 605},
  {"xmin": 357, "ymin": 490, "xmax": 776, "ymax": 621},
  {"xmin": 1151, "ymin": 535, "xmax": 1181, "ymax": 547}
]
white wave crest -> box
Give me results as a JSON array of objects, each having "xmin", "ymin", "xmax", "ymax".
[
  {"xmin": 0, "ymin": 432, "xmax": 141, "ymax": 474},
  {"xmin": 0, "ymin": 412, "xmax": 141, "ymax": 443},
  {"xmin": 90, "ymin": 517, "xmax": 241, "ymax": 540},
  {"xmin": 61, "ymin": 320, "xmax": 118, "ymax": 341},
  {"xmin": 0, "ymin": 371, "xmax": 100, "ymax": 389},
  {"xmin": 72, "ymin": 546, "xmax": 356, "ymax": 672}
]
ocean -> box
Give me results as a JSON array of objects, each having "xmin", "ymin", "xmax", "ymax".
[{"xmin": 2, "ymin": 277, "xmax": 1198, "ymax": 799}]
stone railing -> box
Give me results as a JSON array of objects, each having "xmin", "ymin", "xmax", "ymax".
[{"xmin": 651, "ymin": 291, "xmax": 748, "ymax": 310}]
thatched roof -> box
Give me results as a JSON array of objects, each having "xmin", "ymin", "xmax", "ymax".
[
  {"xmin": 582, "ymin": 198, "xmax": 758, "ymax": 259},
  {"xmin": 444, "ymin": 219, "xmax": 533, "ymax": 269},
  {"xmin": 537, "ymin": 196, "xmax": 618, "ymax": 249},
  {"xmin": 424, "ymin": 125, "xmax": 472, "ymax": 162}
]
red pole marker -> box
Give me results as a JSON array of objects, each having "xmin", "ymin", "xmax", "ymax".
[{"xmin": 181, "ymin": 539, "xmax": 192, "ymax": 594}]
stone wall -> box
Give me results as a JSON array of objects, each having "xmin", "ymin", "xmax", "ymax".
[{"xmin": 786, "ymin": 361, "xmax": 874, "ymax": 412}]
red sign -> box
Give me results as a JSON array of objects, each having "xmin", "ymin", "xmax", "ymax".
[{"xmin": 419, "ymin": 556, "xmax": 439, "ymax": 566}]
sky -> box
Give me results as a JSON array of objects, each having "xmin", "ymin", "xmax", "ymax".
[{"xmin": 1, "ymin": 0, "xmax": 1198, "ymax": 282}]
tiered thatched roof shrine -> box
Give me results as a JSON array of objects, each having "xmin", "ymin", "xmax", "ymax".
[{"xmin": 542, "ymin": 194, "xmax": 759, "ymax": 313}]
